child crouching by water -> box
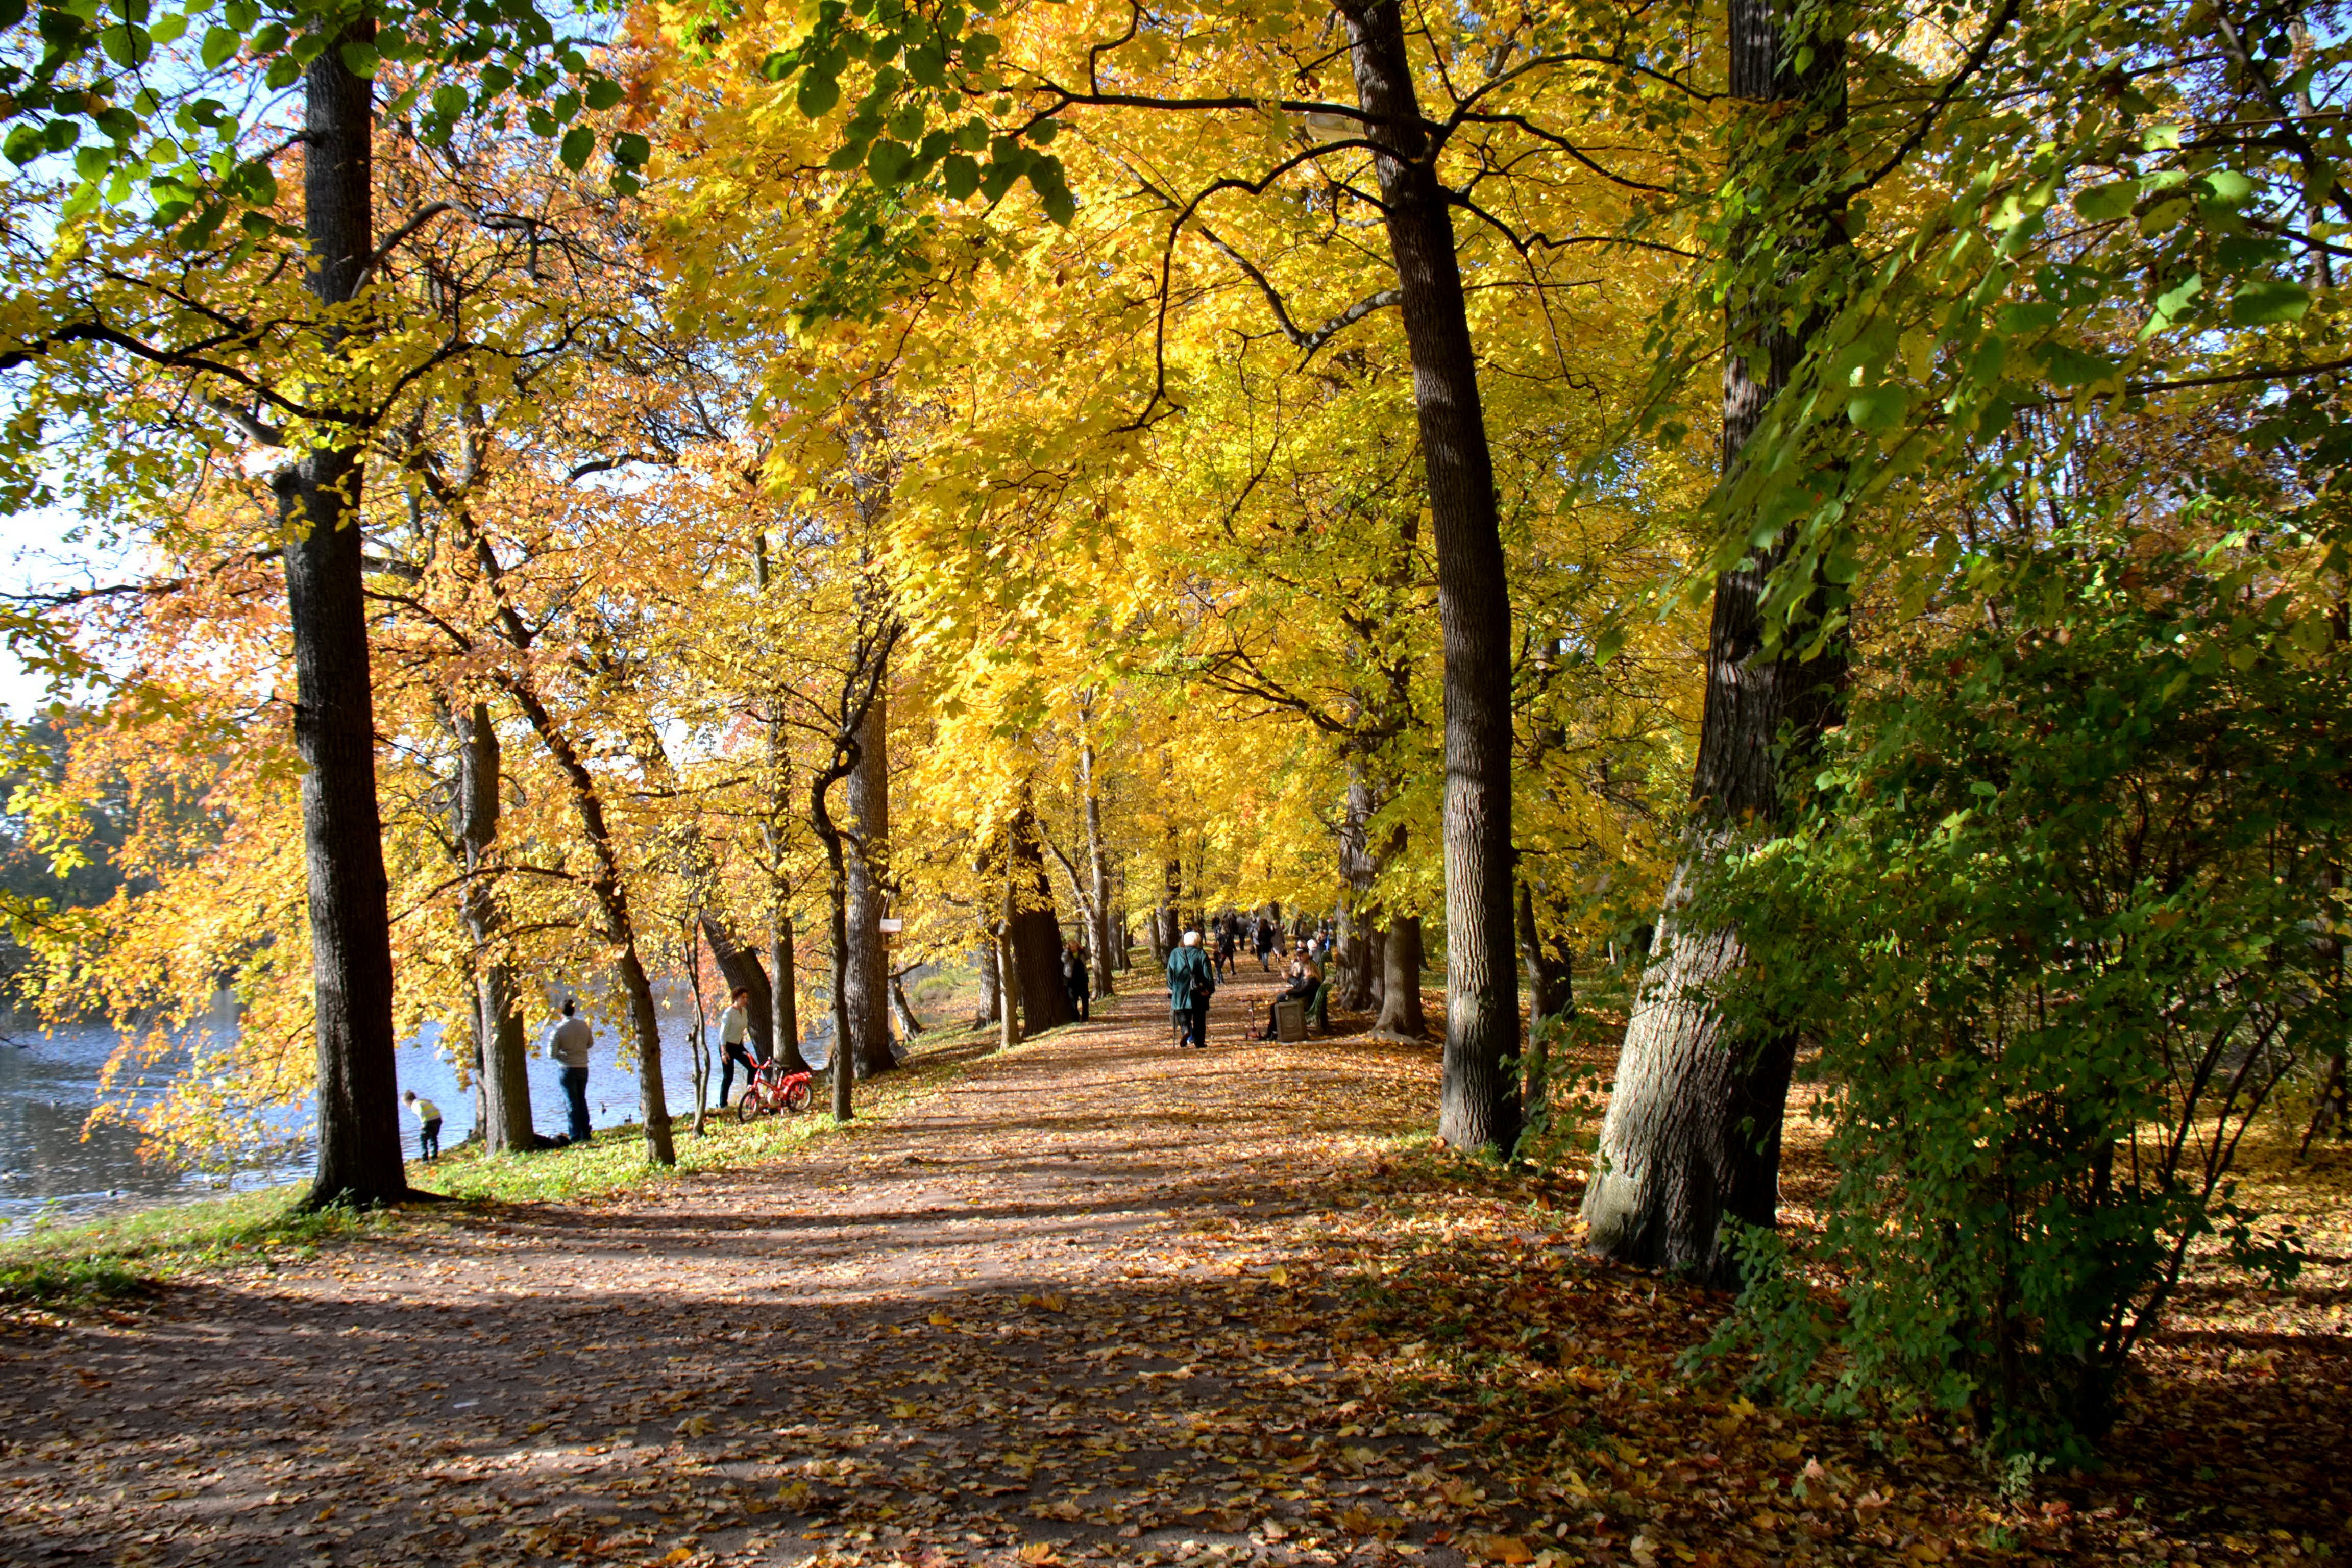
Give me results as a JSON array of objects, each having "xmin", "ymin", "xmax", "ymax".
[{"xmin": 402, "ymin": 1089, "xmax": 443, "ymax": 1162}]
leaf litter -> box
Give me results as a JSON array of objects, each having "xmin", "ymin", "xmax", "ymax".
[{"xmin": 0, "ymin": 972, "xmax": 2343, "ymax": 1567}]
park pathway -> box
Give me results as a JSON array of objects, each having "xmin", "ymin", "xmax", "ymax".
[{"xmin": 0, "ymin": 966, "xmax": 1517, "ymax": 1568}]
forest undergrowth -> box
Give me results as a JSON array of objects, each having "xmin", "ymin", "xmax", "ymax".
[{"xmin": 0, "ymin": 974, "xmax": 2342, "ymax": 1568}]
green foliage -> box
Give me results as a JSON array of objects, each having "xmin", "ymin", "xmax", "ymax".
[
  {"xmin": 0, "ymin": 0, "xmax": 647, "ymax": 243},
  {"xmin": 1695, "ymin": 536, "xmax": 2347, "ymax": 1460}
]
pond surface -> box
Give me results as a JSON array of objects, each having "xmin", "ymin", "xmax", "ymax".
[{"xmin": 0, "ymin": 1006, "xmax": 834, "ymax": 1234}]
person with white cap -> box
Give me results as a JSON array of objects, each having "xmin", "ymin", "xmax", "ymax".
[{"xmin": 1164, "ymin": 929, "xmax": 1217, "ymax": 1048}]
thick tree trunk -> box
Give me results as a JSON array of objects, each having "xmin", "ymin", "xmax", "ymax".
[
  {"xmin": 845, "ymin": 684, "xmax": 896, "ymax": 1077},
  {"xmin": 284, "ymin": 33, "xmax": 406, "ymax": 1209},
  {"xmin": 1376, "ymin": 913, "xmax": 1426, "ymax": 1037},
  {"xmin": 1009, "ymin": 805, "xmax": 1076, "ymax": 1032},
  {"xmin": 1583, "ymin": 0, "xmax": 1848, "ymax": 1286},
  {"xmin": 1516, "ymin": 879, "xmax": 1575, "ymax": 1025},
  {"xmin": 698, "ymin": 912, "xmax": 776, "ymax": 1063},
  {"xmin": 454, "ymin": 703, "xmax": 532, "ymax": 1154},
  {"xmin": 1343, "ymin": 0, "xmax": 1518, "ymax": 1154}
]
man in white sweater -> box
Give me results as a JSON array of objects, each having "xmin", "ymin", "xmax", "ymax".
[{"xmin": 550, "ymin": 999, "xmax": 594, "ymax": 1145}]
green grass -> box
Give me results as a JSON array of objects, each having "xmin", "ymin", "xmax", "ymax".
[{"xmin": 0, "ymin": 1023, "xmax": 1001, "ymax": 1312}]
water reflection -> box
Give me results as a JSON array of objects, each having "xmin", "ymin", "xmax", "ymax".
[{"xmin": 0, "ymin": 1006, "xmax": 836, "ymax": 1234}]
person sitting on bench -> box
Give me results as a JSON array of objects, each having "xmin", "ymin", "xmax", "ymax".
[{"xmin": 1259, "ymin": 958, "xmax": 1325, "ymax": 1040}]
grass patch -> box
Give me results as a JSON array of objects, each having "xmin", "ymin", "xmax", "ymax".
[
  {"xmin": 0, "ymin": 1024, "xmax": 1000, "ymax": 1312},
  {"xmin": 422, "ymin": 1023, "xmax": 998, "ymax": 1206},
  {"xmin": 0, "ymin": 1190, "xmax": 390, "ymax": 1312}
]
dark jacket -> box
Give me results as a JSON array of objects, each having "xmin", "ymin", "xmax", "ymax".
[
  {"xmin": 1063, "ymin": 950, "xmax": 1089, "ymax": 994},
  {"xmin": 1165, "ymin": 945, "xmax": 1216, "ymax": 1010}
]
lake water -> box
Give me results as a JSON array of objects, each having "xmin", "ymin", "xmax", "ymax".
[{"xmin": 0, "ymin": 1005, "xmax": 835, "ymax": 1234}]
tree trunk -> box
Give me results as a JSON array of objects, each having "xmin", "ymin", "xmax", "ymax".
[
  {"xmin": 845, "ymin": 683, "xmax": 896, "ymax": 1077},
  {"xmin": 890, "ymin": 971, "xmax": 924, "ymax": 1040},
  {"xmin": 770, "ymin": 914, "xmax": 810, "ymax": 1074},
  {"xmin": 1080, "ymin": 719, "xmax": 1116, "ymax": 998},
  {"xmin": 454, "ymin": 702, "xmax": 532, "ymax": 1154},
  {"xmin": 813, "ymin": 774, "xmax": 856, "ymax": 1122},
  {"xmin": 1334, "ymin": 770, "xmax": 1379, "ymax": 1011},
  {"xmin": 698, "ymin": 912, "xmax": 777, "ymax": 1065},
  {"xmin": 1010, "ymin": 805, "xmax": 1076, "ymax": 1032},
  {"xmin": 1517, "ymin": 879, "xmax": 1575, "ymax": 1025},
  {"xmin": 283, "ymin": 31, "xmax": 406, "ymax": 1210},
  {"xmin": 506, "ymin": 681, "xmax": 672, "ymax": 1165},
  {"xmin": 1583, "ymin": 0, "xmax": 1849, "ymax": 1286},
  {"xmin": 1153, "ymin": 843, "xmax": 1180, "ymax": 965},
  {"xmin": 757, "ymin": 536, "xmax": 810, "ymax": 1076},
  {"xmin": 974, "ymin": 930, "xmax": 1002, "ymax": 1025},
  {"xmin": 1376, "ymin": 912, "xmax": 1426, "ymax": 1038},
  {"xmin": 995, "ymin": 922, "xmax": 1021, "ymax": 1051},
  {"xmin": 1343, "ymin": 0, "xmax": 1519, "ymax": 1155}
]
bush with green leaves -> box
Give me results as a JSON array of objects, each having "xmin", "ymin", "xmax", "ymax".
[{"xmin": 1697, "ymin": 538, "xmax": 2348, "ymax": 1460}]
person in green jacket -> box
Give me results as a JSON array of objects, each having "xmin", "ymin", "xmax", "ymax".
[{"xmin": 1165, "ymin": 929, "xmax": 1216, "ymax": 1048}]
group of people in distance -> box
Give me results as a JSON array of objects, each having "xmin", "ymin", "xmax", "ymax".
[{"xmin": 1162, "ymin": 914, "xmax": 1337, "ymax": 1048}]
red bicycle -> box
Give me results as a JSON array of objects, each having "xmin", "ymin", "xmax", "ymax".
[{"xmin": 733, "ymin": 1060, "xmax": 814, "ymax": 1121}]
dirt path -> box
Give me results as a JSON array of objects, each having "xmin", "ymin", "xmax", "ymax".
[{"xmin": 0, "ymin": 968, "xmax": 1479, "ymax": 1568}]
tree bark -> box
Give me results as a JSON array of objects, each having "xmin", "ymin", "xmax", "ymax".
[
  {"xmin": 770, "ymin": 914, "xmax": 809, "ymax": 1074},
  {"xmin": 1342, "ymin": 0, "xmax": 1519, "ymax": 1154},
  {"xmin": 454, "ymin": 702, "xmax": 532, "ymax": 1154},
  {"xmin": 1334, "ymin": 769, "xmax": 1379, "ymax": 1011},
  {"xmin": 845, "ymin": 682, "xmax": 896, "ymax": 1077},
  {"xmin": 1153, "ymin": 842, "xmax": 1180, "ymax": 965},
  {"xmin": 1583, "ymin": 0, "xmax": 1849, "ymax": 1286},
  {"xmin": 817, "ymin": 811, "xmax": 855, "ymax": 1121},
  {"xmin": 994, "ymin": 920, "xmax": 1021, "ymax": 1051},
  {"xmin": 1079, "ymin": 714, "xmax": 1116, "ymax": 998},
  {"xmin": 974, "ymin": 928, "xmax": 1002, "ymax": 1025},
  {"xmin": 283, "ymin": 31, "xmax": 406, "ymax": 1209},
  {"xmin": 1516, "ymin": 878, "xmax": 1575, "ymax": 1025},
  {"xmin": 698, "ymin": 912, "xmax": 776, "ymax": 1064},
  {"xmin": 505, "ymin": 681, "xmax": 673, "ymax": 1165},
  {"xmin": 1009, "ymin": 804, "xmax": 1076, "ymax": 1032},
  {"xmin": 890, "ymin": 971, "xmax": 924, "ymax": 1040},
  {"xmin": 1376, "ymin": 912, "xmax": 1426, "ymax": 1038}
]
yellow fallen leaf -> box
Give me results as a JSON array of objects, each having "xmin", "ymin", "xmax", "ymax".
[
  {"xmin": 1268, "ymin": 1266, "xmax": 1290, "ymax": 1286},
  {"xmin": 1015, "ymin": 1544, "xmax": 1059, "ymax": 1565},
  {"xmin": 928, "ymin": 1311, "xmax": 954, "ymax": 1327},
  {"xmin": 890, "ymin": 1401, "xmax": 919, "ymax": 1418},
  {"xmin": 663, "ymin": 1551, "xmax": 695, "ymax": 1566},
  {"xmin": 674, "ymin": 1413, "xmax": 713, "ymax": 1437}
]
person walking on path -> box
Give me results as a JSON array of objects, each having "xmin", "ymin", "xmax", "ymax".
[
  {"xmin": 1165, "ymin": 929, "xmax": 1216, "ymax": 1048},
  {"xmin": 402, "ymin": 1090, "xmax": 443, "ymax": 1161},
  {"xmin": 550, "ymin": 999, "xmax": 594, "ymax": 1145},
  {"xmin": 717, "ymin": 987, "xmax": 757, "ymax": 1107},
  {"xmin": 1254, "ymin": 917, "xmax": 1276, "ymax": 970},
  {"xmin": 1214, "ymin": 924, "xmax": 1237, "ymax": 978},
  {"xmin": 1062, "ymin": 942, "xmax": 1091, "ymax": 1022}
]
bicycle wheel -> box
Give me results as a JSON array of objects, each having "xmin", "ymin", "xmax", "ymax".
[
  {"xmin": 782, "ymin": 1079, "xmax": 811, "ymax": 1113},
  {"xmin": 736, "ymin": 1092, "xmax": 763, "ymax": 1124}
]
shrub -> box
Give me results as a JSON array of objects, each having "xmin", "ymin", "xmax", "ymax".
[{"xmin": 1699, "ymin": 538, "xmax": 2348, "ymax": 1459}]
